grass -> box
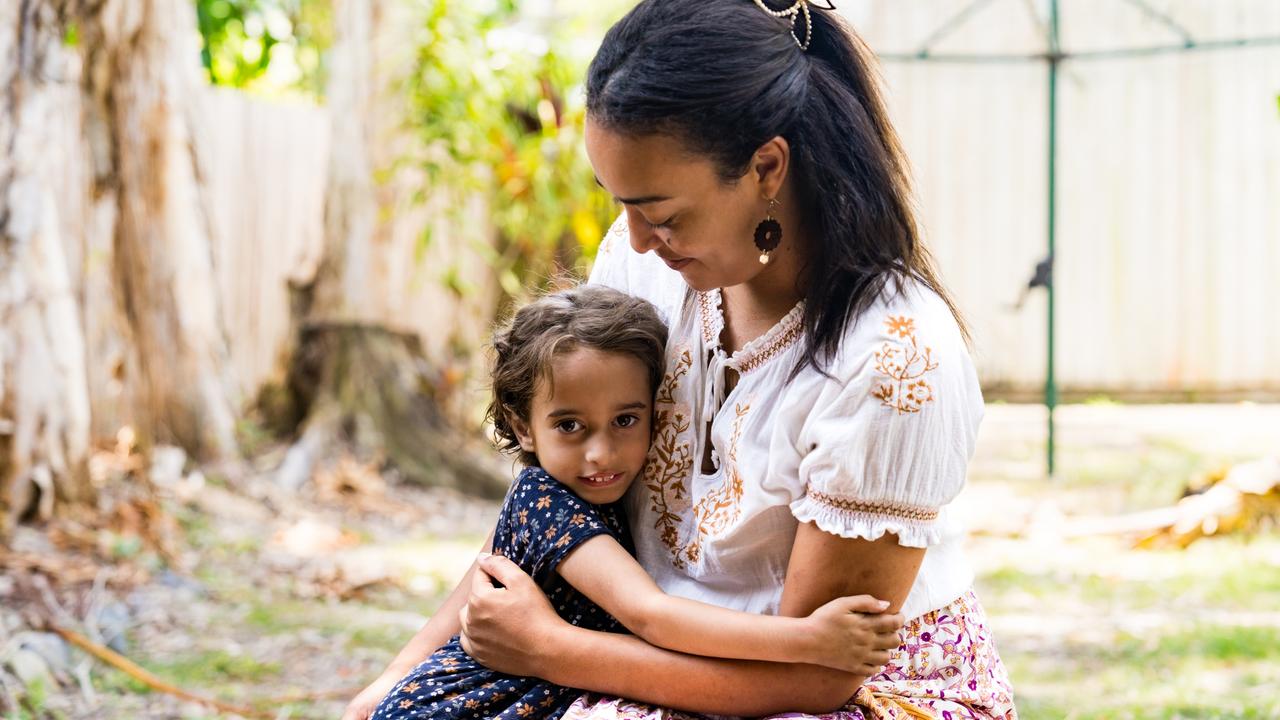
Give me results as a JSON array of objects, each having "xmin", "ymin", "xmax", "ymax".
[{"xmin": 972, "ymin": 433, "xmax": 1280, "ymax": 720}]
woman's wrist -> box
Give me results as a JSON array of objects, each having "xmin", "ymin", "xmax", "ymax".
[{"xmin": 533, "ymin": 622, "xmax": 590, "ymax": 685}]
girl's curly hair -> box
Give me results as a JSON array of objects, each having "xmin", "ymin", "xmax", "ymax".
[{"xmin": 487, "ymin": 285, "xmax": 668, "ymax": 467}]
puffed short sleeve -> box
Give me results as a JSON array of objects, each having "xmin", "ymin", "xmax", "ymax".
[{"xmin": 788, "ymin": 289, "xmax": 984, "ymax": 548}]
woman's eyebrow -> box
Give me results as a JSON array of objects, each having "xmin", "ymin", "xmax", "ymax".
[{"xmin": 594, "ymin": 175, "xmax": 671, "ymax": 205}]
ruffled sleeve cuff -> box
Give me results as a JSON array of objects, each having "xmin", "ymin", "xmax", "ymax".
[{"xmin": 789, "ymin": 485, "xmax": 945, "ymax": 548}]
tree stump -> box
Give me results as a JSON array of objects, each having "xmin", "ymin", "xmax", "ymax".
[{"xmin": 272, "ymin": 321, "xmax": 508, "ymax": 499}]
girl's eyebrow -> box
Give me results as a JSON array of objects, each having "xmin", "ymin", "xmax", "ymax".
[
  {"xmin": 594, "ymin": 176, "xmax": 671, "ymax": 206},
  {"xmin": 547, "ymin": 401, "xmax": 647, "ymax": 419}
]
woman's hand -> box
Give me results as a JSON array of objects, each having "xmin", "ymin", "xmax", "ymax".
[
  {"xmin": 458, "ymin": 553, "xmax": 567, "ymax": 677},
  {"xmin": 801, "ymin": 595, "xmax": 905, "ymax": 675},
  {"xmin": 340, "ymin": 670, "xmax": 402, "ymax": 720}
]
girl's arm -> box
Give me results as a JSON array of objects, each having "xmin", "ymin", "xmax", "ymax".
[
  {"xmin": 555, "ymin": 535, "xmax": 896, "ymax": 673},
  {"xmin": 459, "ymin": 525, "xmax": 917, "ymax": 717}
]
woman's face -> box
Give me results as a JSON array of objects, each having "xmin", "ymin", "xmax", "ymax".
[{"xmin": 584, "ymin": 119, "xmax": 781, "ymax": 293}]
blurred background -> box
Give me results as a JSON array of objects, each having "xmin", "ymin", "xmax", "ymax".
[{"xmin": 0, "ymin": 0, "xmax": 1277, "ymax": 718}]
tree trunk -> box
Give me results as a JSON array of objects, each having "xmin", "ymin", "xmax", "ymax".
[
  {"xmin": 2, "ymin": 0, "xmax": 247, "ymax": 537},
  {"xmin": 78, "ymin": 0, "xmax": 239, "ymax": 461},
  {"xmin": 274, "ymin": 0, "xmax": 508, "ymax": 498},
  {"xmin": 0, "ymin": 0, "xmax": 96, "ymax": 537}
]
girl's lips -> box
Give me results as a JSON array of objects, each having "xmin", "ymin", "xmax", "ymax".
[
  {"xmin": 660, "ymin": 255, "xmax": 692, "ymax": 271},
  {"xmin": 578, "ymin": 472, "xmax": 624, "ymax": 487}
]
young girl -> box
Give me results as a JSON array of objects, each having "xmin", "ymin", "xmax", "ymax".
[{"xmin": 368, "ymin": 285, "xmax": 899, "ymax": 720}]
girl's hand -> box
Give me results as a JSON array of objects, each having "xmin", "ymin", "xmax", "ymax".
[
  {"xmin": 340, "ymin": 669, "xmax": 403, "ymax": 720},
  {"xmin": 802, "ymin": 595, "xmax": 905, "ymax": 675},
  {"xmin": 458, "ymin": 553, "xmax": 567, "ymax": 677}
]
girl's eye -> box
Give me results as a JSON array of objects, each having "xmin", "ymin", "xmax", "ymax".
[
  {"xmin": 646, "ymin": 216, "xmax": 675, "ymax": 230},
  {"xmin": 615, "ymin": 414, "xmax": 639, "ymax": 428},
  {"xmin": 555, "ymin": 420, "xmax": 583, "ymax": 433}
]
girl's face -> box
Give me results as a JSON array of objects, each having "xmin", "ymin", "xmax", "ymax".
[
  {"xmin": 511, "ymin": 346, "xmax": 654, "ymax": 505},
  {"xmin": 584, "ymin": 118, "xmax": 787, "ymax": 293}
]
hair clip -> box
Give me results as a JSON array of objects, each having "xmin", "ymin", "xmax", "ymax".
[{"xmin": 751, "ymin": 0, "xmax": 838, "ymax": 51}]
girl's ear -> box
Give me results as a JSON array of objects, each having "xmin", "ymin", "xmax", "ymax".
[{"xmin": 508, "ymin": 412, "xmax": 536, "ymax": 453}]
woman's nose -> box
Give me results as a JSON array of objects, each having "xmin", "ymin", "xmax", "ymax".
[
  {"xmin": 628, "ymin": 226, "xmax": 662, "ymax": 255},
  {"xmin": 624, "ymin": 214, "xmax": 662, "ymax": 254}
]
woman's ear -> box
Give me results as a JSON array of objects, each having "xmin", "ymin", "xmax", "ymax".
[
  {"xmin": 508, "ymin": 412, "xmax": 536, "ymax": 453},
  {"xmin": 752, "ymin": 135, "xmax": 791, "ymax": 200}
]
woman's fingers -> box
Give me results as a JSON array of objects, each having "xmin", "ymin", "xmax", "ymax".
[{"xmin": 477, "ymin": 552, "xmax": 535, "ymax": 589}]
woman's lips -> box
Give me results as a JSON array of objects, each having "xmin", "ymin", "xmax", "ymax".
[
  {"xmin": 659, "ymin": 255, "xmax": 692, "ymax": 271},
  {"xmin": 578, "ymin": 472, "xmax": 624, "ymax": 487}
]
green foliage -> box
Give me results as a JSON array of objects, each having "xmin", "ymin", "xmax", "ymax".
[
  {"xmin": 404, "ymin": 0, "xmax": 623, "ymax": 305},
  {"xmin": 194, "ymin": 0, "xmax": 331, "ymax": 95}
]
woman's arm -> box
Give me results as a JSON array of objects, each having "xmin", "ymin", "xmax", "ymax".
[
  {"xmin": 459, "ymin": 547, "xmax": 907, "ymax": 716},
  {"xmin": 557, "ymin": 535, "xmax": 897, "ymax": 673}
]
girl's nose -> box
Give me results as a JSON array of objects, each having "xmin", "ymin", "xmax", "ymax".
[{"xmin": 583, "ymin": 436, "xmax": 615, "ymax": 466}]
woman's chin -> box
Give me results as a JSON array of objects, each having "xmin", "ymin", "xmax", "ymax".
[{"xmin": 676, "ymin": 265, "xmax": 719, "ymax": 293}]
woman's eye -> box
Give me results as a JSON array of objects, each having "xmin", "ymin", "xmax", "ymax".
[
  {"xmin": 646, "ymin": 216, "xmax": 675, "ymax": 230},
  {"xmin": 615, "ymin": 414, "xmax": 639, "ymax": 428},
  {"xmin": 555, "ymin": 420, "xmax": 582, "ymax": 433}
]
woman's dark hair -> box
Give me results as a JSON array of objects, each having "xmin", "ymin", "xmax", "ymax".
[
  {"xmin": 586, "ymin": 0, "xmax": 969, "ymax": 377},
  {"xmin": 487, "ymin": 285, "xmax": 669, "ymax": 467}
]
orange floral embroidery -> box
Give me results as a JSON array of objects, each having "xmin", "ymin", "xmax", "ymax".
[
  {"xmin": 806, "ymin": 487, "xmax": 939, "ymax": 522},
  {"xmin": 643, "ymin": 347, "xmax": 695, "ymax": 569},
  {"xmin": 874, "ymin": 315, "xmax": 939, "ymax": 415},
  {"xmin": 685, "ymin": 402, "xmax": 751, "ymax": 563},
  {"xmin": 535, "ymin": 495, "xmax": 552, "ymax": 510},
  {"xmin": 885, "ymin": 315, "xmax": 916, "ymax": 339},
  {"xmin": 402, "ymin": 681, "xmax": 421, "ymax": 693},
  {"xmin": 399, "ymin": 699, "xmax": 414, "ymax": 709}
]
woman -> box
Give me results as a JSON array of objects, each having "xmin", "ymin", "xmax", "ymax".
[{"xmin": 346, "ymin": 0, "xmax": 1015, "ymax": 718}]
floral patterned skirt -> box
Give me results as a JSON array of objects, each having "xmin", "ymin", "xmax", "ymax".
[{"xmin": 560, "ymin": 590, "xmax": 1016, "ymax": 720}]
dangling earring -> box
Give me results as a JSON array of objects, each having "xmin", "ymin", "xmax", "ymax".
[{"xmin": 754, "ymin": 198, "xmax": 782, "ymax": 265}]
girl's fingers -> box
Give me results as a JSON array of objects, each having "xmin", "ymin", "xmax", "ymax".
[
  {"xmin": 835, "ymin": 595, "xmax": 890, "ymax": 614},
  {"xmin": 872, "ymin": 613, "xmax": 905, "ymax": 632},
  {"xmin": 873, "ymin": 631, "xmax": 901, "ymax": 651}
]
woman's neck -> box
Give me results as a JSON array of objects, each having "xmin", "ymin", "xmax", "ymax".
[{"xmin": 719, "ymin": 208, "xmax": 808, "ymax": 353}]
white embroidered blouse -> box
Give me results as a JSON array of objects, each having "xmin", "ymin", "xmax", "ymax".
[{"xmin": 589, "ymin": 217, "xmax": 983, "ymax": 621}]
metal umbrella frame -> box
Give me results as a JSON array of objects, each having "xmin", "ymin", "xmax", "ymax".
[{"xmin": 867, "ymin": 0, "xmax": 1280, "ymax": 477}]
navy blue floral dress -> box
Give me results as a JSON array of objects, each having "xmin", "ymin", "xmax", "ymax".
[{"xmin": 371, "ymin": 466, "xmax": 633, "ymax": 720}]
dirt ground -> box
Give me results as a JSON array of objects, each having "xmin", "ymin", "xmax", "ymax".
[{"xmin": 2, "ymin": 403, "xmax": 1277, "ymax": 719}]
